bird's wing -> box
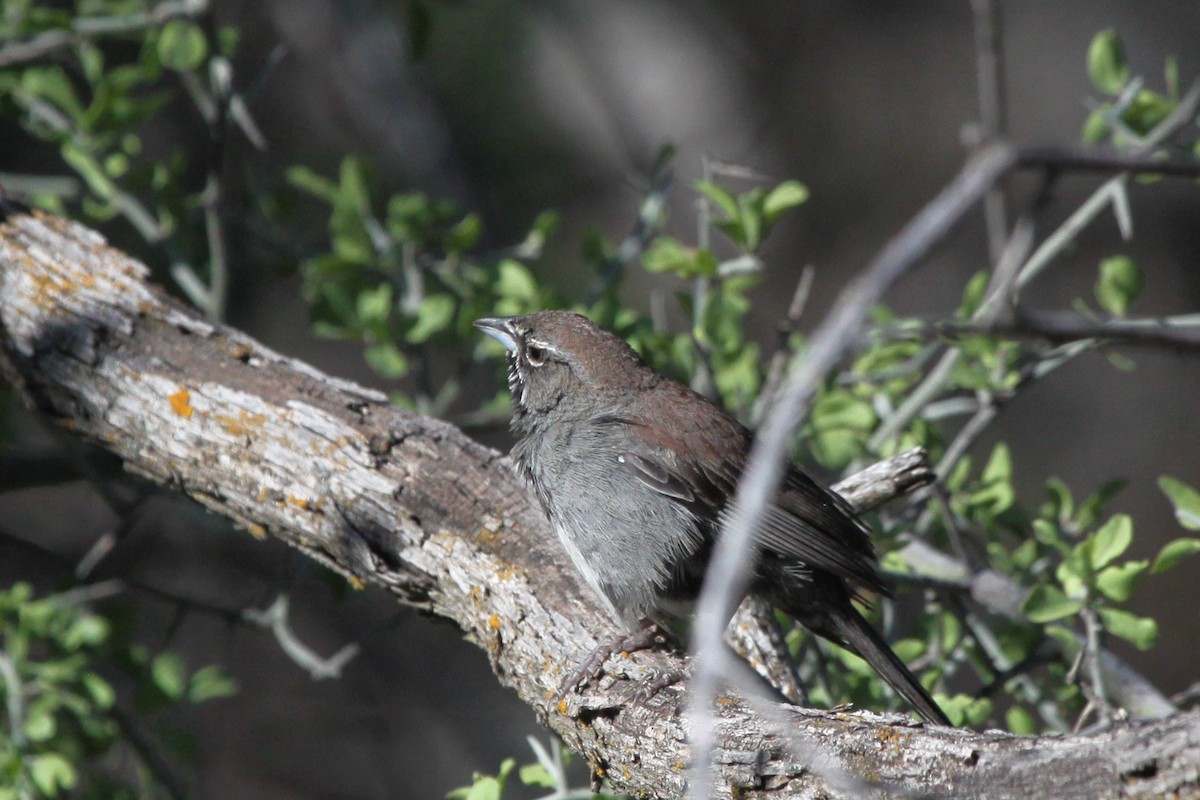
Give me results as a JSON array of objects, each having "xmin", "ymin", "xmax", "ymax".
[
  {"xmin": 762, "ymin": 469, "xmax": 887, "ymax": 595},
  {"xmin": 595, "ymin": 383, "xmax": 886, "ymax": 594}
]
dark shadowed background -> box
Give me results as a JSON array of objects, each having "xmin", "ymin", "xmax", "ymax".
[{"xmin": 2, "ymin": 2, "xmax": 1199, "ymax": 797}]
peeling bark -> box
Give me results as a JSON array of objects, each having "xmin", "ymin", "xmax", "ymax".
[{"xmin": 1, "ymin": 210, "xmax": 1197, "ymax": 799}]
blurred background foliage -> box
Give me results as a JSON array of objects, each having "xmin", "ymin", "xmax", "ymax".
[{"xmin": 2, "ymin": 1, "xmax": 1200, "ymax": 797}]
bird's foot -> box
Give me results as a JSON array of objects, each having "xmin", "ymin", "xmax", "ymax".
[
  {"xmin": 631, "ymin": 664, "xmax": 688, "ymax": 704},
  {"xmin": 554, "ymin": 625, "xmax": 672, "ymax": 701}
]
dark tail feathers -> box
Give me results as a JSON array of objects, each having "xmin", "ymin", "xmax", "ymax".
[{"xmin": 823, "ymin": 601, "xmax": 951, "ymax": 726}]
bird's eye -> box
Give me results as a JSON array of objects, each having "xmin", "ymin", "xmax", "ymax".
[{"xmin": 525, "ymin": 343, "xmax": 548, "ymax": 366}]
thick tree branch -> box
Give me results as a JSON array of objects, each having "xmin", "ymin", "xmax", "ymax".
[{"xmin": 1, "ymin": 210, "xmax": 1198, "ymax": 798}]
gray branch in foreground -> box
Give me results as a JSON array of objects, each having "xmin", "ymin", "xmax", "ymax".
[{"xmin": 2, "ymin": 210, "xmax": 1199, "ymax": 798}]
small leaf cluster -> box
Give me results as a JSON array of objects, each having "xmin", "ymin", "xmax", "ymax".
[
  {"xmin": 447, "ymin": 738, "xmax": 623, "ymax": 800},
  {"xmin": 624, "ymin": 173, "xmax": 808, "ymax": 415},
  {"xmin": 1019, "ymin": 488, "xmax": 1157, "ymax": 648},
  {"xmin": 0, "ymin": 583, "xmax": 236, "ymax": 799},
  {"xmin": 0, "ymin": 1, "xmax": 236, "ymax": 254},
  {"xmin": 290, "ymin": 156, "xmax": 559, "ymax": 411},
  {"xmin": 1083, "ymin": 29, "xmax": 1197, "ymax": 160}
]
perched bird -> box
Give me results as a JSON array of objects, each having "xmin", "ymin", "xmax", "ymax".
[{"xmin": 476, "ymin": 310, "xmax": 949, "ymax": 724}]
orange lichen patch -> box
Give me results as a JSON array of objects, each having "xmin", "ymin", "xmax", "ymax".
[
  {"xmin": 716, "ymin": 694, "xmax": 736, "ymax": 706},
  {"xmin": 246, "ymin": 523, "xmax": 267, "ymax": 540},
  {"xmin": 875, "ymin": 727, "xmax": 911, "ymax": 746},
  {"xmin": 79, "ymin": 273, "xmax": 96, "ymax": 288},
  {"xmin": 347, "ymin": 575, "xmax": 365, "ymax": 591},
  {"xmin": 557, "ymin": 698, "xmax": 569, "ymax": 716},
  {"xmin": 168, "ymin": 388, "xmax": 194, "ymax": 418},
  {"xmin": 286, "ymin": 494, "xmax": 310, "ymax": 510},
  {"xmin": 214, "ymin": 411, "xmax": 266, "ymax": 436},
  {"xmin": 494, "ymin": 566, "xmax": 519, "ymax": 581},
  {"xmin": 29, "ymin": 271, "xmax": 82, "ymax": 310},
  {"xmin": 256, "ymin": 486, "xmax": 270, "ymax": 502},
  {"xmin": 487, "ymin": 613, "xmax": 501, "ymax": 630}
]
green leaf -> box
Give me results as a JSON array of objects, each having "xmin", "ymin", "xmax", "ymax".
[
  {"xmin": 1012, "ymin": 538, "xmax": 1039, "ymax": 571},
  {"xmin": 496, "ymin": 259, "xmax": 538, "ymax": 303},
  {"xmin": 364, "ymin": 342, "xmax": 409, "ymax": 378},
  {"xmin": 694, "ymin": 180, "xmax": 739, "ymax": 219},
  {"xmin": 1095, "ymin": 560, "xmax": 1147, "ymax": 602},
  {"xmin": 1082, "ymin": 107, "xmax": 1111, "ymax": 144},
  {"xmin": 808, "ymin": 389, "xmax": 876, "ymax": 469},
  {"xmin": 1087, "ymin": 29, "xmax": 1129, "ymax": 95},
  {"xmin": 29, "ymin": 753, "xmax": 76, "ymax": 796},
  {"xmin": 355, "ymin": 284, "xmax": 393, "ymax": 327},
  {"xmin": 152, "ymin": 652, "xmax": 187, "ymax": 700},
  {"xmin": 24, "ymin": 706, "xmax": 57, "ymax": 741},
  {"xmin": 1006, "ymin": 706, "xmax": 1037, "ymax": 735},
  {"xmin": 937, "ymin": 694, "xmax": 993, "ymax": 727},
  {"xmin": 1075, "ymin": 478, "xmax": 1127, "ymax": 530},
  {"xmin": 1055, "ymin": 554, "xmax": 1088, "ymax": 600},
  {"xmin": 1158, "ymin": 476, "xmax": 1200, "ymax": 530},
  {"xmin": 82, "ymin": 672, "xmax": 115, "ymax": 709},
  {"xmin": 982, "ymin": 442, "xmax": 1012, "ymax": 483},
  {"xmin": 762, "ymin": 180, "xmax": 808, "ymax": 223},
  {"xmin": 1151, "ymin": 537, "xmax": 1200, "ymax": 573},
  {"xmin": 189, "ymin": 665, "xmax": 238, "ymax": 702},
  {"xmin": 736, "ymin": 190, "xmax": 764, "ymax": 251},
  {"xmin": 446, "ymin": 759, "xmax": 516, "ymax": 800},
  {"xmin": 61, "ymin": 613, "xmax": 109, "ymax": 649},
  {"xmin": 1088, "ymin": 514, "xmax": 1132, "ymax": 570},
  {"xmin": 1095, "ymin": 255, "xmax": 1142, "ymax": 317},
  {"xmin": 518, "ymin": 763, "xmax": 556, "ymax": 788},
  {"xmin": 1021, "ymin": 584, "xmax": 1082, "ymax": 623},
  {"xmin": 958, "ymin": 270, "xmax": 989, "ymax": 318},
  {"xmin": 61, "ymin": 143, "xmax": 116, "ymax": 200},
  {"xmin": 157, "ymin": 20, "xmax": 208, "ymax": 71},
  {"xmin": 21, "ymin": 66, "xmax": 85, "ymax": 121},
  {"xmin": 810, "ymin": 390, "xmax": 876, "ymax": 431},
  {"xmin": 1098, "ymin": 607, "xmax": 1157, "ymax": 650},
  {"xmin": 405, "ymin": 294, "xmax": 455, "ymax": 343},
  {"xmin": 446, "ymin": 213, "xmax": 482, "ymax": 252},
  {"xmin": 642, "ymin": 237, "xmax": 693, "ymax": 277},
  {"xmin": 1045, "ymin": 477, "xmax": 1075, "ymax": 524},
  {"xmin": 287, "ymin": 165, "xmax": 339, "ymax": 202},
  {"xmin": 966, "ymin": 443, "xmax": 1015, "ymax": 516}
]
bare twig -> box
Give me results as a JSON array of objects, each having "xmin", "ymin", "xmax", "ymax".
[
  {"xmin": 894, "ymin": 312, "xmax": 1200, "ymax": 353},
  {"xmin": 868, "ymin": 84, "xmax": 1200, "ymax": 451},
  {"xmin": 111, "ymin": 705, "xmax": 189, "ymax": 800},
  {"xmin": 242, "ymin": 595, "xmax": 361, "ymax": 680},
  {"xmin": 0, "ymin": 0, "xmax": 209, "ymax": 67},
  {"xmin": 0, "ymin": 651, "xmax": 25, "ymax": 748},
  {"xmin": 1077, "ymin": 606, "xmax": 1115, "ymax": 729},
  {"xmin": 751, "ymin": 266, "xmax": 815, "ymax": 426},
  {"xmin": 970, "ymin": 0, "xmax": 1010, "ymax": 264}
]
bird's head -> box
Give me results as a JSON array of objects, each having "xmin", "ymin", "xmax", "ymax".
[{"xmin": 474, "ymin": 311, "xmax": 654, "ymax": 428}]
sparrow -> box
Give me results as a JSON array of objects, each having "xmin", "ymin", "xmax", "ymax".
[{"xmin": 476, "ymin": 310, "xmax": 948, "ymax": 724}]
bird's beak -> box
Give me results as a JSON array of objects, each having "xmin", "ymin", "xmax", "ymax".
[{"xmin": 473, "ymin": 317, "xmax": 519, "ymax": 353}]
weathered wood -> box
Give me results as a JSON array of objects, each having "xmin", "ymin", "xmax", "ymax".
[{"xmin": 1, "ymin": 209, "xmax": 1197, "ymax": 799}]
